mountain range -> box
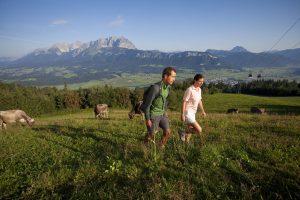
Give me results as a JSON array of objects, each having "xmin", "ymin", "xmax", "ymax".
[
  {"xmin": 0, "ymin": 36, "xmax": 300, "ymax": 86},
  {"xmin": 2, "ymin": 36, "xmax": 299, "ymax": 69}
]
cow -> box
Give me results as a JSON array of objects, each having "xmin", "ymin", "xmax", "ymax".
[
  {"xmin": 227, "ymin": 108, "xmax": 239, "ymax": 114},
  {"xmin": 94, "ymin": 104, "xmax": 109, "ymax": 119},
  {"xmin": 128, "ymin": 101, "xmax": 144, "ymax": 120},
  {"xmin": 250, "ymin": 107, "xmax": 266, "ymax": 114},
  {"xmin": 0, "ymin": 110, "xmax": 35, "ymax": 130}
]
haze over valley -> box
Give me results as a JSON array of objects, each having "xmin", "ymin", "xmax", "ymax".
[{"xmin": 1, "ymin": 36, "xmax": 299, "ymax": 88}]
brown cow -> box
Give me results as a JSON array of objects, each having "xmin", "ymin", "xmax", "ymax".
[
  {"xmin": 94, "ymin": 104, "xmax": 109, "ymax": 119},
  {"xmin": 227, "ymin": 108, "xmax": 239, "ymax": 114},
  {"xmin": 128, "ymin": 101, "xmax": 144, "ymax": 120},
  {"xmin": 250, "ymin": 107, "xmax": 265, "ymax": 114},
  {"xmin": 0, "ymin": 110, "xmax": 35, "ymax": 130}
]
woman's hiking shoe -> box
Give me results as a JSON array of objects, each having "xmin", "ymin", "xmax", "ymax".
[
  {"xmin": 185, "ymin": 133, "xmax": 192, "ymax": 143},
  {"xmin": 178, "ymin": 129, "xmax": 186, "ymax": 141}
]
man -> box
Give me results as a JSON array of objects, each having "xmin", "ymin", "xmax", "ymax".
[
  {"xmin": 142, "ymin": 67, "xmax": 176, "ymax": 149},
  {"xmin": 179, "ymin": 74, "xmax": 206, "ymax": 143}
]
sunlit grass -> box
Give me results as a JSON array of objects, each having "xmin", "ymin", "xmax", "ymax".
[
  {"xmin": 204, "ymin": 93, "xmax": 300, "ymax": 114},
  {"xmin": 0, "ymin": 109, "xmax": 299, "ymax": 199}
]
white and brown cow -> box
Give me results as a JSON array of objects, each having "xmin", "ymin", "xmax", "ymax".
[
  {"xmin": 0, "ymin": 110, "xmax": 35, "ymax": 130},
  {"xmin": 94, "ymin": 104, "xmax": 109, "ymax": 119},
  {"xmin": 128, "ymin": 101, "xmax": 144, "ymax": 120}
]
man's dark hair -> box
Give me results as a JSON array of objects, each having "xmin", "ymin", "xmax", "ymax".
[
  {"xmin": 162, "ymin": 67, "xmax": 176, "ymax": 78},
  {"xmin": 194, "ymin": 74, "xmax": 204, "ymax": 81}
]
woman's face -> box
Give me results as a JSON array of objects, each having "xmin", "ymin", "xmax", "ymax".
[{"xmin": 194, "ymin": 78, "xmax": 204, "ymax": 88}]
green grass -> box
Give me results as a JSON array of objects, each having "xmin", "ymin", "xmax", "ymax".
[
  {"xmin": 204, "ymin": 93, "xmax": 300, "ymax": 114},
  {"xmin": 1, "ymin": 106, "xmax": 300, "ymax": 199}
]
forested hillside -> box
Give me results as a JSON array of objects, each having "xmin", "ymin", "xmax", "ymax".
[{"xmin": 1, "ymin": 79, "xmax": 300, "ymax": 116}]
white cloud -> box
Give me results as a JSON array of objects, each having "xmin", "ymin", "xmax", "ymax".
[
  {"xmin": 109, "ymin": 16, "xmax": 124, "ymax": 27},
  {"xmin": 50, "ymin": 19, "xmax": 68, "ymax": 26}
]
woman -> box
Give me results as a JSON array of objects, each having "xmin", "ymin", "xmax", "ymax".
[{"xmin": 179, "ymin": 74, "xmax": 206, "ymax": 142}]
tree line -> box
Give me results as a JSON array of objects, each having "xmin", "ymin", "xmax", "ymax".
[
  {"xmin": 0, "ymin": 82, "xmax": 132, "ymax": 116},
  {"xmin": 205, "ymin": 79, "xmax": 300, "ymax": 96},
  {"xmin": 0, "ymin": 79, "xmax": 299, "ymax": 116}
]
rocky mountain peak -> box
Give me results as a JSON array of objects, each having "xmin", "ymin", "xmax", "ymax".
[
  {"xmin": 90, "ymin": 36, "xmax": 136, "ymax": 49},
  {"xmin": 51, "ymin": 42, "xmax": 70, "ymax": 53}
]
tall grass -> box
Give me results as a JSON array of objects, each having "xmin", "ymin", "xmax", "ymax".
[{"xmin": 0, "ymin": 108, "xmax": 299, "ymax": 199}]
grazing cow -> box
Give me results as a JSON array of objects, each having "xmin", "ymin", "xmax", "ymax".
[
  {"xmin": 128, "ymin": 101, "xmax": 144, "ymax": 120},
  {"xmin": 94, "ymin": 104, "xmax": 109, "ymax": 119},
  {"xmin": 227, "ymin": 108, "xmax": 239, "ymax": 114},
  {"xmin": 0, "ymin": 110, "xmax": 34, "ymax": 130},
  {"xmin": 250, "ymin": 107, "xmax": 265, "ymax": 114}
]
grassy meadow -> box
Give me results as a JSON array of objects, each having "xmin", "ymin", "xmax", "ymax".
[
  {"xmin": 1, "ymin": 94, "xmax": 300, "ymax": 199},
  {"xmin": 204, "ymin": 94, "xmax": 300, "ymax": 114}
]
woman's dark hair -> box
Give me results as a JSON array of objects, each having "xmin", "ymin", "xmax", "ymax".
[
  {"xmin": 194, "ymin": 74, "xmax": 204, "ymax": 80},
  {"xmin": 193, "ymin": 74, "xmax": 204, "ymax": 83},
  {"xmin": 162, "ymin": 67, "xmax": 176, "ymax": 78}
]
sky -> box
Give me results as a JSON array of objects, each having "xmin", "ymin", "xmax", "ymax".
[{"xmin": 0, "ymin": 0, "xmax": 299, "ymax": 58}]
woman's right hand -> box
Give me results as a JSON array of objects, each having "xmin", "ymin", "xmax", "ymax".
[{"xmin": 181, "ymin": 113, "xmax": 185, "ymax": 122}]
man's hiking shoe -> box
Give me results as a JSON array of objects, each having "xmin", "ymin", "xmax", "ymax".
[
  {"xmin": 178, "ymin": 129, "xmax": 186, "ymax": 141},
  {"xmin": 159, "ymin": 144, "xmax": 165, "ymax": 150},
  {"xmin": 144, "ymin": 132, "xmax": 154, "ymax": 145}
]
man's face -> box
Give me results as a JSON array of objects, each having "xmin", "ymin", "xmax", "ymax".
[{"xmin": 164, "ymin": 71, "xmax": 176, "ymax": 85}]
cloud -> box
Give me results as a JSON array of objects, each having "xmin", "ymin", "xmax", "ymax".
[
  {"xmin": 50, "ymin": 19, "xmax": 68, "ymax": 26},
  {"xmin": 109, "ymin": 16, "xmax": 124, "ymax": 27}
]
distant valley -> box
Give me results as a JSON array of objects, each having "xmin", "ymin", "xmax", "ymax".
[{"xmin": 0, "ymin": 36, "xmax": 299, "ymax": 88}]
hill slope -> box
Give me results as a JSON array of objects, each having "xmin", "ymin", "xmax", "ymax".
[{"xmin": 0, "ymin": 107, "xmax": 299, "ymax": 199}]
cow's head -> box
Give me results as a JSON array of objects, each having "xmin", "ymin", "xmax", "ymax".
[
  {"xmin": 128, "ymin": 112, "xmax": 135, "ymax": 119},
  {"xmin": 29, "ymin": 118, "xmax": 35, "ymax": 126}
]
